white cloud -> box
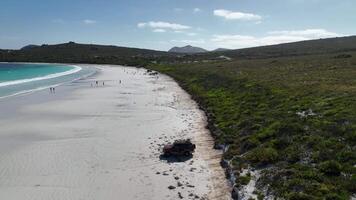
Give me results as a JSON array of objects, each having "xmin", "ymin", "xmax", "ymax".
[
  {"xmin": 186, "ymin": 32, "xmax": 198, "ymax": 36},
  {"xmin": 137, "ymin": 21, "xmax": 191, "ymax": 31},
  {"xmin": 171, "ymin": 39, "xmax": 206, "ymax": 44},
  {"xmin": 213, "ymin": 9, "xmax": 262, "ymax": 21},
  {"xmin": 153, "ymin": 29, "xmax": 166, "ymax": 33},
  {"xmin": 268, "ymin": 29, "xmax": 341, "ymax": 38},
  {"xmin": 172, "ymin": 30, "xmax": 198, "ymax": 36},
  {"xmin": 83, "ymin": 19, "xmax": 96, "ymax": 24},
  {"xmin": 193, "ymin": 8, "xmax": 201, "ymax": 13},
  {"xmin": 211, "ymin": 29, "xmax": 342, "ymax": 49},
  {"xmin": 174, "ymin": 8, "xmax": 183, "ymax": 12}
]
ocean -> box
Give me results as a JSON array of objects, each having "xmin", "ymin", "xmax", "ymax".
[{"xmin": 0, "ymin": 63, "xmax": 96, "ymax": 98}]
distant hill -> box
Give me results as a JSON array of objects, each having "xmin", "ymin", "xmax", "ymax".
[
  {"xmin": 1, "ymin": 36, "xmax": 356, "ymax": 65},
  {"xmin": 212, "ymin": 36, "xmax": 356, "ymax": 59},
  {"xmin": 172, "ymin": 36, "xmax": 356, "ymax": 62},
  {"xmin": 0, "ymin": 42, "xmax": 175, "ymax": 65},
  {"xmin": 168, "ymin": 45, "xmax": 208, "ymax": 54},
  {"xmin": 20, "ymin": 44, "xmax": 39, "ymax": 51},
  {"xmin": 213, "ymin": 48, "xmax": 231, "ymax": 52}
]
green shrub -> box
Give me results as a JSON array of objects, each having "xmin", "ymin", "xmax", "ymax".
[
  {"xmin": 247, "ymin": 147, "xmax": 279, "ymax": 165},
  {"xmin": 319, "ymin": 160, "xmax": 342, "ymax": 176},
  {"xmin": 239, "ymin": 173, "xmax": 251, "ymax": 185},
  {"xmin": 287, "ymin": 192, "xmax": 315, "ymax": 200}
]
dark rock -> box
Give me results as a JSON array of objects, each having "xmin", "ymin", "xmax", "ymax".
[
  {"xmin": 231, "ymin": 186, "xmax": 239, "ymax": 200},
  {"xmin": 168, "ymin": 185, "xmax": 176, "ymax": 190},
  {"xmin": 187, "ymin": 184, "xmax": 195, "ymax": 188},
  {"xmin": 220, "ymin": 159, "xmax": 229, "ymax": 168},
  {"xmin": 178, "ymin": 192, "xmax": 183, "ymax": 199}
]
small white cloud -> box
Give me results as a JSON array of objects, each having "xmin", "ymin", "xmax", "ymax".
[
  {"xmin": 193, "ymin": 8, "xmax": 201, "ymax": 13},
  {"xmin": 213, "ymin": 9, "xmax": 262, "ymax": 21},
  {"xmin": 137, "ymin": 23, "xmax": 146, "ymax": 28},
  {"xmin": 138, "ymin": 21, "xmax": 191, "ymax": 32},
  {"xmin": 171, "ymin": 39, "xmax": 206, "ymax": 44},
  {"xmin": 211, "ymin": 29, "xmax": 343, "ymax": 49},
  {"xmin": 174, "ymin": 8, "xmax": 183, "ymax": 12},
  {"xmin": 153, "ymin": 29, "xmax": 166, "ymax": 33},
  {"xmin": 187, "ymin": 32, "xmax": 198, "ymax": 36},
  {"xmin": 83, "ymin": 19, "xmax": 96, "ymax": 24},
  {"xmin": 268, "ymin": 29, "xmax": 341, "ymax": 38},
  {"xmin": 172, "ymin": 30, "xmax": 198, "ymax": 36}
]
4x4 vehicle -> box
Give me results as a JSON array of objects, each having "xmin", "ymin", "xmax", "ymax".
[{"xmin": 163, "ymin": 139, "xmax": 196, "ymax": 156}]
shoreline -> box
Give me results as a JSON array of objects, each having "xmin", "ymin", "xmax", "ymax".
[
  {"xmin": 0, "ymin": 63, "xmax": 98, "ymax": 100},
  {"xmin": 0, "ymin": 64, "xmax": 231, "ymax": 200}
]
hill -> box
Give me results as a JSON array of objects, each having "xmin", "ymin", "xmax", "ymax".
[
  {"xmin": 0, "ymin": 42, "xmax": 175, "ymax": 66},
  {"xmin": 168, "ymin": 45, "xmax": 208, "ymax": 54},
  {"xmin": 213, "ymin": 48, "xmax": 231, "ymax": 52},
  {"xmin": 177, "ymin": 36, "xmax": 356, "ymax": 62},
  {"xmin": 20, "ymin": 44, "xmax": 40, "ymax": 51}
]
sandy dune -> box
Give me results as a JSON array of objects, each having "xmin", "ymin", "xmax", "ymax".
[{"xmin": 0, "ymin": 65, "xmax": 231, "ymax": 200}]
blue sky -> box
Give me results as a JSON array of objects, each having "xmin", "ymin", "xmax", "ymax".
[{"xmin": 0, "ymin": 0, "xmax": 355, "ymax": 50}]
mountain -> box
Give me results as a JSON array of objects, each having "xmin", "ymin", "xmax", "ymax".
[
  {"xmin": 213, "ymin": 48, "xmax": 231, "ymax": 52},
  {"xmin": 216, "ymin": 36, "xmax": 356, "ymax": 59},
  {"xmin": 20, "ymin": 44, "xmax": 39, "ymax": 51},
  {"xmin": 168, "ymin": 45, "xmax": 208, "ymax": 54},
  {"xmin": 0, "ymin": 42, "xmax": 175, "ymax": 66},
  {"xmin": 1, "ymin": 36, "xmax": 356, "ymax": 65}
]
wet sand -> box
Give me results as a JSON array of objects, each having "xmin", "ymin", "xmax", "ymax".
[{"xmin": 0, "ymin": 65, "xmax": 231, "ymax": 200}]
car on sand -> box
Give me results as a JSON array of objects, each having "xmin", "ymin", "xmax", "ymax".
[{"xmin": 163, "ymin": 139, "xmax": 196, "ymax": 156}]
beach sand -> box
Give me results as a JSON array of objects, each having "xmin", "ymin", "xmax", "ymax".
[{"xmin": 0, "ymin": 65, "xmax": 231, "ymax": 200}]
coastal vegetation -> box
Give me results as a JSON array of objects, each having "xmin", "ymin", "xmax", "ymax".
[
  {"xmin": 1, "ymin": 36, "xmax": 356, "ymax": 199},
  {"xmin": 147, "ymin": 51, "xmax": 356, "ymax": 199}
]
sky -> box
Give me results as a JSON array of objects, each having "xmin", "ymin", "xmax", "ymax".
[{"xmin": 0, "ymin": 0, "xmax": 355, "ymax": 51}]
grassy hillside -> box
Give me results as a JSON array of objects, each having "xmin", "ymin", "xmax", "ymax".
[
  {"xmin": 179, "ymin": 36, "xmax": 356, "ymax": 61},
  {"xmin": 148, "ymin": 51, "xmax": 356, "ymax": 199},
  {"xmin": 0, "ymin": 42, "xmax": 175, "ymax": 66}
]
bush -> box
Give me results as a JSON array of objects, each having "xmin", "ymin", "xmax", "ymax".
[
  {"xmin": 247, "ymin": 147, "xmax": 279, "ymax": 165},
  {"xmin": 325, "ymin": 193, "xmax": 345, "ymax": 200},
  {"xmin": 239, "ymin": 174, "xmax": 251, "ymax": 185},
  {"xmin": 319, "ymin": 160, "xmax": 342, "ymax": 176},
  {"xmin": 287, "ymin": 192, "xmax": 315, "ymax": 200}
]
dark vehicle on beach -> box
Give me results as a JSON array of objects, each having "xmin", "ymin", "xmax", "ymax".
[{"xmin": 163, "ymin": 139, "xmax": 196, "ymax": 156}]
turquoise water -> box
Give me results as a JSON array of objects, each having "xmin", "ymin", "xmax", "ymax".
[{"xmin": 0, "ymin": 63, "xmax": 96, "ymax": 98}]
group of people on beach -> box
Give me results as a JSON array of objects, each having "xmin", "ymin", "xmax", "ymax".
[
  {"xmin": 91, "ymin": 80, "xmax": 106, "ymax": 87},
  {"xmin": 49, "ymin": 87, "xmax": 56, "ymax": 93},
  {"xmin": 91, "ymin": 80, "xmax": 122, "ymax": 87}
]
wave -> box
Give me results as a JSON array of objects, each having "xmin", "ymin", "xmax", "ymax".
[{"xmin": 0, "ymin": 65, "xmax": 82, "ymax": 87}]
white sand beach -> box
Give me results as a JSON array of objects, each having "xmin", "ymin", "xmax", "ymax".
[{"xmin": 0, "ymin": 65, "xmax": 231, "ymax": 200}]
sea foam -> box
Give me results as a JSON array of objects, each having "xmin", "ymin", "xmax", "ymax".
[{"xmin": 0, "ymin": 65, "xmax": 82, "ymax": 87}]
